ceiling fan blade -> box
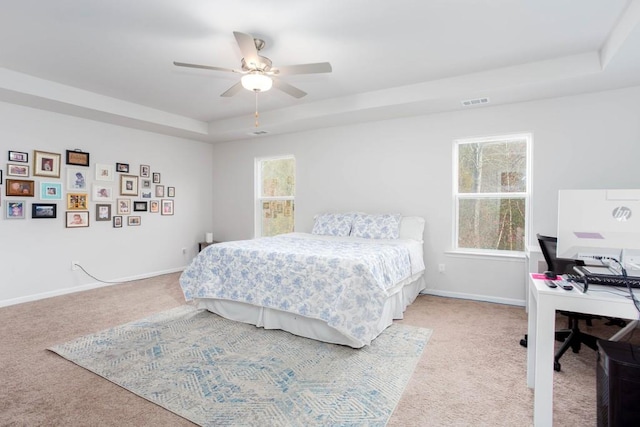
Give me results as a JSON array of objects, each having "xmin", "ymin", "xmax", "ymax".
[
  {"xmin": 233, "ymin": 31, "xmax": 261, "ymax": 68},
  {"xmin": 274, "ymin": 62, "xmax": 332, "ymax": 75},
  {"xmin": 173, "ymin": 61, "xmax": 239, "ymax": 73},
  {"xmin": 272, "ymin": 79, "xmax": 307, "ymax": 98},
  {"xmin": 220, "ymin": 82, "xmax": 244, "ymax": 97}
]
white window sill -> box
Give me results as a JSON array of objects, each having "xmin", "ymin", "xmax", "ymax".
[{"xmin": 444, "ymin": 249, "xmax": 526, "ymax": 262}]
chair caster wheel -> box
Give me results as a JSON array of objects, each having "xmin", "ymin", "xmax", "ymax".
[
  {"xmin": 554, "ymin": 361, "xmax": 561, "ymax": 372},
  {"xmin": 520, "ymin": 338, "xmax": 528, "ymax": 347}
]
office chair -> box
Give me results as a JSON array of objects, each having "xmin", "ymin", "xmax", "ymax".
[{"xmin": 521, "ymin": 234, "xmax": 600, "ymax": 372}]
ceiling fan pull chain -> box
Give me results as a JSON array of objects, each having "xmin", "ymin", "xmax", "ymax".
[{"xmin": 255, "ymin": 91, "xmax": 260, "ymax": 127}]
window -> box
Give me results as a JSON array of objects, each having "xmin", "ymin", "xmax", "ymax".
[
  {"xmin": 454, "ymin": 134, "xmax": 530, "ymax": 253},
  {"xmin": 255, "ymin": 155, "xmax": 295, "ymax": 237}
]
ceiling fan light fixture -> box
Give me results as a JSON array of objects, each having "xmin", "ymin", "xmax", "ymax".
[{"xmin": 241, "ymin": 73, "xmax": 273, "ymax": 92}]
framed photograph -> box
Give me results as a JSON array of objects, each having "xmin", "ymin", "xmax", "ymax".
[
  {"xmin": 6, "ymin": 179, "xmax": 35, "ymax": 197},
  {"xmin": 32, "ymin": 203, "xmax": 57, "ymax": 219},
  {"xmin": 67, "ymin": 193, "xmax": 88, "ymax": 210},
  {"xmin": 8, "ymin": 151, "xmax": 28, "ymax": 163},
  {"xmin": 141, "ymin": 190, "xmax": 152, "ymax": 199},
  {"xmin": 152, "ymin": 172, "xmax": 161, "ymax": 183},
  {"xmin": 113, "ymin": 215, "xmax": 123, "ymax": 228},
  {"xmin": 128, "ymin": 216, "xmax": 141, "ymax": 226},
  {"xmin": 149, "ymin": 200, "xmax": 160, "ymax": 213},
  {"xmin": 140, "ymin": 164, "xmax": 150, "ymax": 177},
  {"xmin": 5, "ymin": 200, "xmax": 26, "ymax": 219},
  {"xmin": 66, "ymin": 150, "xmax": 90, "ymax": 167},
  {"xmin": 161, "ymin": 199, "xmax": 174, "ymax": 216},
  {"xmin": 119, "ymin": 174, "xmax": 138, "ymax": 196},
  {"xmin": 167, "ymin": 186, "xmax": 175, "ymax": 197},
  {"xmin": 95, "ymin": 163, "xmax": 114, "ymax": 181},
  {"xmin": 7, "ymin": 164, "xmax": 29, "ymax": 177},
  {"xmin": 66, "ymin": 168, "xmax": 88, "ymax": 191},
  {"xmin": 0, "ymin": 169, "xmax": 2, "ymax": 184},
  {"xmin": 116, "ymin": 198, "xmax": 131, "ymax": 215},
  {"xmin": 40, "ymin": 182, "xmax": 63, "ymax": 200},
  {"xmin": 92, "ymin": 184, "xmax": 113, "ymax": 201},
  {"xmin": 133, "ymin": 201, "xmax": 148, "ymax": 212},
  {"xmin": 116, "ymin": 162, "xmax": 129, "ymax": 173},
  {"xmin": 66, "ymin": 211, "xmax": 89, "ymax": 228},
  {"xmin": 34, "ymin": 150, "xmax": 61, "ymax": 178},
  {"xmin": 95, "ymin": 204, "xmax": 112, "ymax": 221},
  {"xmin": 155, "ymin": 185, "xmax": 165, "ymax": 197},
  {"xmin": 141, "ymin": 179, "xmax": 151, "ymax": 189}
]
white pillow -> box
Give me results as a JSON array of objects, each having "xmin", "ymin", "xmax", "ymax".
[
  {"xmin": 350, "ymin": 213, "xmax": 402, "ymax": 239},
  {"xmin": 399, "ymin": 216, "xmax": 425, "ymax": 241},
  {"xmin": 311, "ymin": 213, "xmax": 355, "ymax": 237}
]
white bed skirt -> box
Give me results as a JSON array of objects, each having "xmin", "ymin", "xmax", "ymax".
[{"xmin": 195, "ymin": 272, "xmax": 426, "ymax": 348}]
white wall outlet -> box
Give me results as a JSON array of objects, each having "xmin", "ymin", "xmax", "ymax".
[
  {"xmin": 182, "ymin": 247, "xmax": 187, "ymax": 255},
  {"xmin": 438, "ymin": 263, "xmax": 445, "ymax": 273},
  {"xmin": 71, "ymin": 260, "xmax": 79, "ymax": 271}
]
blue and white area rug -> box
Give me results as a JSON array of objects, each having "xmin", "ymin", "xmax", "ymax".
[{"xmin": 49, "ymin": 306, "xmax": 431, "ymax": 426}]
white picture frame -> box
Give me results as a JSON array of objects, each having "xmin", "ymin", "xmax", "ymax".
[
  {"xmin": 92, "ymin": 184, "xmax": 114, "ymax": 201},
  {"xmin": 95, "ymin": 163, "xmax": 115, "ymax": 182},
  {"xmin": 66, "ymin": 168, "xmax": 89, "ymax": 191}
]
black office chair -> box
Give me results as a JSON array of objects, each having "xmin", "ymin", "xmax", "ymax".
[{"xmin": 521, "ymin": 234, "xmax": 600, "ymax": 372}]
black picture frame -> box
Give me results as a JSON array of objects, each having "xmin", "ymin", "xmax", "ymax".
[
  {"xmin": 116, "ymin": 162, "xmax": 130, "ymax": 173},
  {"xmin": 113, "ymin": 215, "xmax": 123, "ymax": 228},
  {"xmin": 32, "ymin": 203, "xmax": 57, "ymax": 219},
  {"xmin": 65, "ymin": 149, "xmax": 90, "ymax": 167},
  {"xmin": 8, "ymin": 151, "xmax": 29, "ymax": 163},
  {"xmin": 133, "ymin": 201, "xmax": 148, "ymax": 212}
]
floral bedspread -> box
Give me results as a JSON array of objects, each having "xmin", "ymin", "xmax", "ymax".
[{"xmin": 179, "ymin": 233, "xmax": 413, "ymax": 346}]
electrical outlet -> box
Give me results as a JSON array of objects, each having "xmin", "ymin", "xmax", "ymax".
[
  {"xmin": 71, "ymin": 260, "xmax": 80, "ymax": 271},
  {"xmin": 182, "ymin": 247, "xmax": 187, "ymax": 255},
  {"xmin": 438, "ymin": 263, "xmax": 445, "ymax": 273}
]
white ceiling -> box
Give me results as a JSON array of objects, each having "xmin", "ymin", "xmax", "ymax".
[{"xmin": 1, "ymin": 0, "xmax": 639, "ymax": 143}]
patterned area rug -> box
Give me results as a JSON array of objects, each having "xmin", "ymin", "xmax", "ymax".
[{"xmin": 48, "ymin": 306, "xmax": 431, "ymax": 426}]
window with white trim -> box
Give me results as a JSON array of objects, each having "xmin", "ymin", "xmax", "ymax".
[
  {"xmin": 454, "ymin": 134, "xmax": 530, "ymax": 253},
  {"xmin": 255, "ymin": 155, "xmax": 295, "ymax": 237}
]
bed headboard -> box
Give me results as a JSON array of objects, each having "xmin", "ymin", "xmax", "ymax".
[{"xmin": 399, "ymin": 216, "xmax": 425, "ymax": 242}]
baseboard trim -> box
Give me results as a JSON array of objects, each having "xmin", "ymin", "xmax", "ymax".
[
  {"xmin": 0, "ymin": 267, "xmax": 186, "ymax": 308},
  {"xmin": 2, "ymin": 271, "xmax": 527, "ymax": 309},
  {"xmin": 420, "ymin": 288, "xmax": 525, "ymax": 307}
]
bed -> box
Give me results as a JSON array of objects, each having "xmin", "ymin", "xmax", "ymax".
[{"xmin": 179, "ymin": 213, "xmax": 426, "ymax": 348}]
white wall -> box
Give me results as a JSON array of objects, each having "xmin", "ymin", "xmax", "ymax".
[
  {"xmin": 210, "ymin": 85, "xmax": 640, "ymax": 305},
  {"xmin": 3, "ymin": 85, "xmax": 638, "ymax": 307},
  {"xmin": 0, "ymin": 102, "xmax": 214, "ymax": 306}
]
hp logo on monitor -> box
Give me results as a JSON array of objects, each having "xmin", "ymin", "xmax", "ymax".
[{"xmin": 612, "ymin": 206, "xmax": 632, "ymax": 221}]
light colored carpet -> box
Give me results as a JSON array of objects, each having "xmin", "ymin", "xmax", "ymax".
[{"xmin": 48, "ymin": 305, "xmax": 432, "ymax": 427}]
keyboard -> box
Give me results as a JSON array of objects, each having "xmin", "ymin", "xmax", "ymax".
[{"xmin": 565, "ymin": 272, "xmax": 640, "ymax": 289}]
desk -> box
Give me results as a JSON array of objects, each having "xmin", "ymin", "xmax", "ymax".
[{"xmin": 526, "ymin": 274, "xmax": 639, "ymax": 426}]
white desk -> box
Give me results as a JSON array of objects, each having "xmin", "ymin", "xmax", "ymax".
[{"xmin": 526, "ymin": 274, "xmax": 639, "ymax": 426}]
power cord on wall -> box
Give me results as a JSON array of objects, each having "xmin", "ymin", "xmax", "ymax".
[{"xmin": 73, "ymin": 263, "xmax": 137, "ymax": 284}]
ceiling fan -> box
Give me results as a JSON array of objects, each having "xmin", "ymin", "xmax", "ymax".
[{"xmin": 173, "ymin": 31, "xmax": 332, "ymax": 99}]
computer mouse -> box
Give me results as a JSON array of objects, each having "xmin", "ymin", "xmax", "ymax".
[{"xmin": 544, "ymin": 270, "xmax": 556, "ymax": 279}]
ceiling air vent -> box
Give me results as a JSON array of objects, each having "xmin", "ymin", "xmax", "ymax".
[
  {"xmin": 249, "ymin": 130, "xmax": 269, "ymax": 136},
  {"xmin": 461, "ymin": 97, "xmax": 490, "ymax": 107}
]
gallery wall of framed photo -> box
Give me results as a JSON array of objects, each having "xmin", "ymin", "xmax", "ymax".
[
  {"xmin": 1, "ymin": 149, "xmax": 177, "ymax": 227},
  {"xmin": 0, "ymin": 100, "xmax": 216, "ymax": 307}
]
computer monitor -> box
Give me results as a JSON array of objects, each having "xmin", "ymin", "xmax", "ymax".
[{"xmin": 557, "ymin": 189, "xmax": 640, "ymax": 274}]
